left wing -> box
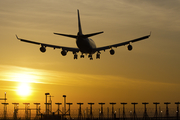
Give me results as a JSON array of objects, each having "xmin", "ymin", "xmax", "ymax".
[
  {"xmin": 16, "ymin": 35, "xmax": 79, "ymax": 52},
  {"xmin": 95, "ymin": 33, "xmax": 151, "ymax": 52}
]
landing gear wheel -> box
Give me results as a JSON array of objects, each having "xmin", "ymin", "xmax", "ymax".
[
  {"xmin": 80, "ymin": 54, "xmax": 84, "ymax": 58},
  {"xmin": 74, "ymin": 54, "xmax": 78, "ymax": 59}
]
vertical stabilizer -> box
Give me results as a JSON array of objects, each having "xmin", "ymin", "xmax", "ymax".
[{"xmin": 77, "ymin": 9, "xmax": 83, "ymax": 35}]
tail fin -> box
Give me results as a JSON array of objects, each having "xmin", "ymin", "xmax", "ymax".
[{"xmin": 77, "ymin": 9, "xmax": 83, "ymax": 35}]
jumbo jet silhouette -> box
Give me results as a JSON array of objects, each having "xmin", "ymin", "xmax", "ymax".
[{"xmin": 16, "ymin": 10, "xmax": 150, "ymax": 60}]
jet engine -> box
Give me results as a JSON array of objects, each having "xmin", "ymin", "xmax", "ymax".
[
  {"xmin": 127, "ymin": 44, "xmax": 133, "ymax": 51},
  {"xmin": 96, "ymin": 53, "xmax": 100, "ymax": 59},
  {"xmin": 110, "ymin": 49, "xmax": 115, "ymax": 55},
  {"xmin": 40, "ymin": 46, "xmax": 46, "ymax": 53},
  {"xmin": 61, "ymin": 50, "xmax": 67, "ymax": 56}
]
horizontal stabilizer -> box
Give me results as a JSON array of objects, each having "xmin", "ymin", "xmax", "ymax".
[
  {"xmin": 84, "ymin": 31, "xmax": 104, "ymax": 38},
  {"xmin": 54, "ymin": 33, "xmax": 77, "ymax": 38}
]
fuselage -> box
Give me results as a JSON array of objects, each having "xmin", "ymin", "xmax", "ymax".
[{"xmin": 76, "ymin": 35, "xmax": 96, "ymax": 54}]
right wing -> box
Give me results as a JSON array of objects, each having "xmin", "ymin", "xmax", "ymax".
[
  {"xmin": 16, "ymin": 35, "xmax": 79, "ymax": 52},
  {"xmin": 95, "ymin": 33, "xmax": 151, "ymax": 52}
]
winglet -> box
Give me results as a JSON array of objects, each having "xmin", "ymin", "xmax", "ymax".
[
  {"xmin": 15, "ymin": 35, "xmax": 20, "ymax": 40},
  {"xmin": 149, "ymin": 31, "xmax": 152, "ymax": 36}
]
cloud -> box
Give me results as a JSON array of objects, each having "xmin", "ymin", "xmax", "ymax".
[{"xmin": 0, "ymin": 64, "xmax": 178, "ymax": 88}]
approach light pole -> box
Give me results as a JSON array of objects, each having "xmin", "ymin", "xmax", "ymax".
[{"xmin": 45, "ymin": 93, "xmax": 50, "ymax": 114}]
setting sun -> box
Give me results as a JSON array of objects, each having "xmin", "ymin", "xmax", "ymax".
[
  {"xmin": 17, "ymin": 82, "xmax": 31, "ymax": 96},
  {"xmin": 10, "ymin": 72, "xmax": 37, "ymax": 97}
]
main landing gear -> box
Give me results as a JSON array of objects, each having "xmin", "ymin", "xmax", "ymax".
[
  {"xmin": 88, "ymin": 54, "xmax": 93, "ymax": 60},
  {"xmin": 80, "ymin": 54, "xmax": 84, "ymax": 58},
  {"xmin": 74, "ymin": 53, "xmax": 78, "ymax": 59},
  {"xmin": 73, "ymin": 52, "xmax": 100, "ymax": 60}
]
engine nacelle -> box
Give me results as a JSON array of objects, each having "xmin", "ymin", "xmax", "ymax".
[
  {"xmin": 127, "ymin": 44, "xmax": 133, "ymax": 51},
  {"xmin": 96, "ymin": 53, "xmax": 100, "ymax": 59},
  {"xmin": 40, "ymin": 46, "xmax": 46, "ymax": 53},
  {"xmin": 61, "ymin": 50, "xmax": 67, "ymax": 56},
  {"xmin": 110, "ymin": 49, "xmax": 115, "ymax": 55}
]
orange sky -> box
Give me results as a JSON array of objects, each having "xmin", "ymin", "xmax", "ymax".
[{"xmin": 0, "ymin": 0, "xmax": 180, "ymax": 112}]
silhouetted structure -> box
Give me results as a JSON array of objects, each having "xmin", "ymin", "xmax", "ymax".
[
  {"xmin": 12, "ymin": 103, "xmax": 19, "ymax": 120},
  {"xmin": 45, "ymin": 93, "xmax": 50, "ymax": 114},
  {"xmin": 1, "ymin": 92, "xmax": 8, "ymax": 120},
  {"xmin": 23, "ymin": 103, "xmax": 30, "ymax": 120},
  {"xmin": 55, "ymin": 103, "xmax": 62, "ymax": 116},
  {"xmin": 131, "ymin": 102, "xmax": 138, "ymax": 120},
  {"xmin": 63, "ymin": 95, "xmax": 66, "ymax": 114},
  {"xmin": 98, "ymin": 103, "xmax": 105, "ymax": 119},
  {"xmin": 77, "ymin": 103, "xmax": 83, "ymax": 120},
  {"xmin": 107, "ymin": 107, "xmax": 109, "ymax": 119},
  {"xmin": 66, "ymin": 103, "xmax": 73, "ymax": 119},
  {"xmin": 164, "ymin": 102, "xmax": 171, "ymax": 118},
  {"xmin": 34, "ymin": 103, "xmax": 41, "ymax": 118},
  {"xmin": 2, "ymin": 103, "xmax": 9, "ymax": 120},
  {"xmin": 153, "ymin": 102, "xmax": 160, "ymax": 119},
  {"xmin": 121, "ymin": 103, "xmax": 127, "ymax": 120},
  {"xmin": 44, "ymin": 103, "xmax": 51, "ymax": 115},
  {"xmin": 88, "ymin": 103, "xmax": 94, "ymax": 119},
  {"xmin": 2, "ymin": 92, "xmax": 180, "ymax": 120},
  {"xmin": 48, "ymin": 95, "xmax": 54, "ymax": 113},
  {"xmin": 175, "ymin": 102, "xmax": 180, "ymax": 120},
  {"xmin": 110, "ymin": 103, "xmax": 116, "ymax": 119},
  {"xmin": 0, "ymin": 92, "xmax": 7, "ymax": 101},
  {"xmin": 142, "ymin": 102, "xmax": 149, "ymax": 119}
]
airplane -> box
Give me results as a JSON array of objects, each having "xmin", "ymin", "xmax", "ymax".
[{"xmin": 16, "ymin": 9, "xmax": 151, "ymax": 60}]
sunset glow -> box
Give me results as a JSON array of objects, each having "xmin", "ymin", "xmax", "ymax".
[
  {"xmin": 17, "ymin": 82, "xmax": 31, "ymax": 97},
  {"xmin": 11, "ymin": 73, "xmax": 36, "ymax": 97},
  {"xmin": 10, "ymin": 72, "xmax": 38, "ymax": 83},
  {"xmin": 0, "ymin": 0, "xmax": 179, "ymax": 115}
]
